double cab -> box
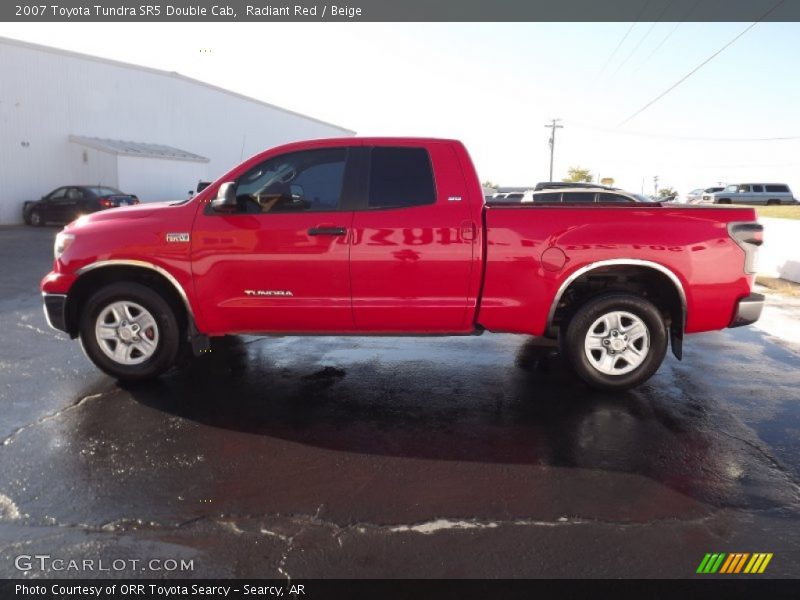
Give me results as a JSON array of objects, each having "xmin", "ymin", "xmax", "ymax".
[{"xmin": 41, "ymin": 138, "xmax": 764, "ymax": 390}]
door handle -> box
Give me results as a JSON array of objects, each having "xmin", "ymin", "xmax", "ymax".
[{"xmin": 308, "ymin": 227, "xmax": 347, "ymax": 236}]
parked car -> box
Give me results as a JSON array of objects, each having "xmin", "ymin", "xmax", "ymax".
[
  {"xmin": 685, "ymin": 188, "xmax": 705, "ymax": 204},
  {"xmin": 187, "ymin": 180, "xmax": 213, "ymax": 199},
  {"xmin": 488, "ymin": 183, "xmax": 655, "ymax": 204},
  {"xmin": 702, "ymin": 183, "xmax": 795, "ymax": 205},
  {"xmin": 24, "ymin": 186, "xmax": 139, "ymax": 226},
  {"xmin": 42, "ymin": 137, "xmax": 763, "ymax": 391}
]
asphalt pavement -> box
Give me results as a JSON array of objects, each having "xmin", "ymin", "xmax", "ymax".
[{"xmin": 1, "ymin": 225, "xmax": 799, "ymax": 579}]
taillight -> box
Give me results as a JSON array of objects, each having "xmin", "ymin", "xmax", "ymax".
[
  {"xmin": 99, "ymin": 198, "xmax": 115, "ymax": 208},
  {"xmin": 131, "ymin": 196, "xmax": 140, "ymax": 204},
  {"xmin": 727, "ymin": 222, "xmax": 763, "ymax": 274}
]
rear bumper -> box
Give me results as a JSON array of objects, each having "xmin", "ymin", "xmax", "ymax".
[
  {"xmin": 728, "ymin": 293, "xmax": 764, "ymax": 328},
  {"xmin": 42, "ymin": 293, "xmax": 68, "ymax": 333}
]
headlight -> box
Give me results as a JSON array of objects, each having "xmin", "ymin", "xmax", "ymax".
[{"xmin": 54, "ymin": 232, "xmax": 75, "ymax": 260}]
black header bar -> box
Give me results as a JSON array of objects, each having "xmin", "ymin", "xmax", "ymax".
[{"xmin": 4, "ymin": 0, "xmax": 800, "ymax": 22}]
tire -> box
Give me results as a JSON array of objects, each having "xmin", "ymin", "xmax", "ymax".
[
  {"xmin": 29, "ymin": 209, "xmax": 44, "ymax": 227},
  {"xmin": 79, "ymin": 282, "xmax": 181, "ymax": 381},
  {"xmin": 766, "ymin": 199, "xmax": 780, "ymax": 206},
  {"xmin": 559, "ymin": 293, "xmax": 667, "ymax": 391},
  {"xmin": 716, "ymin": 198, "xmax": 731, "ymax": 205}
]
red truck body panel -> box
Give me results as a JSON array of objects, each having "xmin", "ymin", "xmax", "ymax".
[
  {"xmin": 41, "ymin": 137, "xmax": 758, "ymax": 343},
  {"xmin": 480, "ymin": 206, "xmax": 754, "ymax": 336}
]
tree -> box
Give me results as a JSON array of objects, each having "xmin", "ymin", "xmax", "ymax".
[
  {"xmin": 481, "ymin": 180, "xmax": 499, "ymax": 190},
  {"xmin": 600, "ymin": 177, "xmax": 615, "ymax": 187},
  {"xmin": 658, "ymin": 187, "xmax": 678, "ymax": 198},
  {"xmin": 563, "ymin": 167, "xmax": 593, "ymax": 183}
]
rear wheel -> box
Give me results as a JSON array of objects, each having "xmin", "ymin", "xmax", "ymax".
[
  {"xmin": 79, "ymin": 282, "xmax": 181, "ymax": 380},
  {"xmin": 766, "ymin": 199, "xmax": 781, "ymax": 206},
  {"xmin": 560, "ymin": 293, "xmax": 667, "ymax": 391}
]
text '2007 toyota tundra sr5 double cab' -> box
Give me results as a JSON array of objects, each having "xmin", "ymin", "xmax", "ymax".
[{"xmin": 41, "ymin": 138, "xmax": 764, "ymax": 390}]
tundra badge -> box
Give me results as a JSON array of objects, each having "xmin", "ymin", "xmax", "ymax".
[{"xmin": 244, "ymin": 290, "xmax": 294, "ymax": 297}]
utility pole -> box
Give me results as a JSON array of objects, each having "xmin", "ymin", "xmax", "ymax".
[
  {"xmin": 653, "ymin": 175, "xmax": 659, "ymax": 197},
  {"xmin": 544, "ymin": 118, "xmax": 563, "ymax": 181}
]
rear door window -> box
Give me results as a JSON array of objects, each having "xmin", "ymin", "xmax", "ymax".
[
  {"xmin": 562, "ymin": 192, "xmax": 597, "ymax": 203},
  {"xmin": 533, "ymin": 192, "xmax": 561, "ymax": 203},
  {"xmin": 598, "ymin": 193, "xmax": 634, "ymax": 203},
  {"xmin": 765, "ymin": 185, "xmax": 789, "ymax": 193},
  {"xmin": 368, "ymin": 147, "xmax": 436, "ymax": 209},
  {"xmin": 752, "ymin": 185, "xmax": 764, "ymax": 193}
]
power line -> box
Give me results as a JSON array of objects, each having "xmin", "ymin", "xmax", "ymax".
[
  {"xmin": 636, "ymin": 0, "xmax": 704, "ymax": 71},
  {"xmin": 570, "ymin": 122, "xmax": 800, "ymax": 142},
  {"xmin": 617, "ymin": 0, "xmax": 787, "ymax": 128},
  {"xmin": 595, "ymin": 23, "xmax": 638, "ymax": 81},
  {"xmin": 609, "ymin": 20, "xmax": 658, "ymax": 79},
  {"xmin": 595, "ymin": 0, "xmax": 653, "ymax": 81},
  {"xmin": 610, "ymin": 0, "xmax": 674, "ymax": 79}
]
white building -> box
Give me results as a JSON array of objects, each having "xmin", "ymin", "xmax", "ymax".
[{"xmin": 0, "ymin": 36, "xmax": 355, "ymax": 224}]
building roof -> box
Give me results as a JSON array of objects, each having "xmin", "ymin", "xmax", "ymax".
[
  {"xmin": 69, "ymin": 135, "xmax": 210, "ymax": 162},
  {"xmin": 1, "ymin": 36, "xmax": 355, "ymax": 135}
]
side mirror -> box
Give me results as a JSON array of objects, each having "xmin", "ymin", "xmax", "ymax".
[{"xmin": 210, "ymin": 182, "xmax": 237, "ymax": 212}]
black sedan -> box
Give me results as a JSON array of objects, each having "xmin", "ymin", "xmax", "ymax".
[{"xmin": 23, "ymin": 186, "xmax": 140, "ymax": 226}]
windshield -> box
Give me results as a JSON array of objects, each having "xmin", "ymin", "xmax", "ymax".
[
  {"xmin": 633, "ymin": 194, "xmax": 657, "ymax": 203},
  {"xmin": 724, "ymin": 185, "xmax": 738, "ymax": 192}
]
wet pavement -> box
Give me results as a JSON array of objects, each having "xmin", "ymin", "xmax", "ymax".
[{"xmin": 1, "ymin": 225, "xmax": 799, "ymax": 579}]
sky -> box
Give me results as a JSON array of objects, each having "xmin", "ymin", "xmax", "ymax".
[{"xmin": 1, "ymin": 21, "xmax": 799, "ymax": 196}]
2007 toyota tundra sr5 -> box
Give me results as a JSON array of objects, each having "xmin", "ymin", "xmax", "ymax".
[{"xmin": 41, "ymin": 138, "xmax": 764, "ymax": 390}]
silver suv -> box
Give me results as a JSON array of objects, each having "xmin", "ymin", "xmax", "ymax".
[{"xmin": 702, "ymin": 183, "xmax": 795, "ymax": 205}]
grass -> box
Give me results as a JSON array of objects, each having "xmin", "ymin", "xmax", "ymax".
[
  {"xmin": 756, "ymin": 276, "xmax": 800, "ymax": 297},
  {"xmin": 755, "ymin": 205, "xmax": 800, "ymax": 220}
]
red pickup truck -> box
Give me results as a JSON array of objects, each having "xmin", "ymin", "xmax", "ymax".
[{"xmin": 41, "ymin": 138, "xmax": 764, "ymax": 390}]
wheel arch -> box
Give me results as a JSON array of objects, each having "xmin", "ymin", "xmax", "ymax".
[
  {"xmin": 64, "ymin": 260, "xmax": 195, "ymax": 338},
  {"xmin": 546, "ymin": 259, "xmax": 687, "ymax": 358}
]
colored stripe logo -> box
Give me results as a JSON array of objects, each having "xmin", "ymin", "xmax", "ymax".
[{"xmin": 696, "ymin": 553, "xmax": 773, "ymax": 574}]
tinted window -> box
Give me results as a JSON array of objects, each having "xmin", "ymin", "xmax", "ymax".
[
  {"xmin": 562, "ymin": 192, "xmax": 596, "ymax": 203},
  {"xmin": 752, "ymin": 185, "xmax": 764, "ymax": 193},
  {"xmin": 598, "ymin": 193, "xmax": 634, "ymax": 203},
  {"xmin": 505, "ymin": 193, "xmax": 524, "ymax": 200},
  {"xmin": 738, "ymin": 185, "xmax": 751, "ymax": 193},
  {"xmin": 66, "ymin": 188, "xmax": 84, "ymax": 199},
  {"xmin": 368, "ymin": 147, "xmax": 436, "ymax": 209},
  {"xmin": 48, "ymin": 187, "xmax": 68, "ymax": 200},
  {"xmin": 533, "ymin": 192, "xmax": 561, "ymax": 203},
  {"xmin": 235, "ymin": 148, "xmax": 348, "ymax": 213},
  {"xmin": 765, "ymin": 185, "xmax": 789, "ymax": 193}
]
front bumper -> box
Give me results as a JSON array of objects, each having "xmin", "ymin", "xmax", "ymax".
[
  {"xmin": 728, "ymin": 293, "xmax": 764, "ymax": 328},
  {"xmin": 42, "ymin": 293, "xmax": 68, "ymax": 333}
]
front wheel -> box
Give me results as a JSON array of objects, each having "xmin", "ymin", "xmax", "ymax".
[
  {"xmin": 79, "ymin": 282, "xmax": 181, "ymax": 381},
  {"xmin": 560, "ymin": 293, "xmax": 667, "ymax": 391}
]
